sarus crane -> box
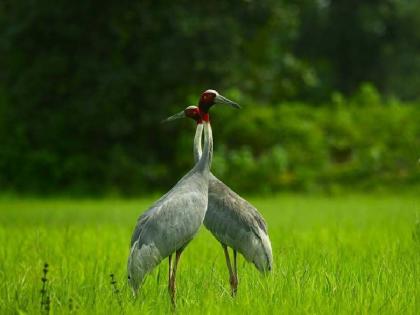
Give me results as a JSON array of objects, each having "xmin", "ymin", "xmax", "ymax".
[
  {"xmin": 127, "ymin": 90, "xmax": 239, "ymax": 304},
  {"xmin": 168, "ymin": 90, "xmax": 273, "ymax": 296}
]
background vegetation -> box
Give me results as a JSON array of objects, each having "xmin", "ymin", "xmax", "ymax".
[{"xmin": 1, "ymin": 0, "xmax": 419, "ymax": 195}]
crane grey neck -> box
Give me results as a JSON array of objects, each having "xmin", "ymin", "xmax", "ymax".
[
  {"xmin": 193, "ymin": 123, "xmax": 203, "ymax": 163},
  {"xmin": 195, "ymin": 121, "xmax": 212, "ymax": 174}
]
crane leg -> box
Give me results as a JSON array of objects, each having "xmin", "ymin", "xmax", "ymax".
[
  {"xmin": 169, "ymin": 249, "xmax": 183, "ymax": 306},
  {"xmin": 232, "ymin": 249, "xmax": 238, "ymax": 296},
  {"xmin": 168, "ymin": 254, "xmax": 173, "ymax": 293},
  {"xmin": 222, "ymin": 244, "xmax": 236, "ymax": 297}
]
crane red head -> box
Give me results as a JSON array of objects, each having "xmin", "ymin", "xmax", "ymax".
[
  {"xmin": 162, "ymin": 90, "xmax": 240, "ymax": 124},
  {"xmin": 162, "ymin": 106, "xmax": 205, "ymax": 124},
  {"xmin": 198, "ymin": 89, "xmax": 240, "ymax": 113}
]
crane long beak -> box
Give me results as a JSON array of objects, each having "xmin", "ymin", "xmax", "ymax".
[
  {"xmin": 215, "ymin": 94, "xmax": 241, "ymax": 109},
  {"xmin": 161, "ymin": 110, "xmax": 185, "ymax": 123}
]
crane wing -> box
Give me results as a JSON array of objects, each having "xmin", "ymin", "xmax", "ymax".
[
  {"xmin": 204, "ymin": 174, "xmax": 273, "ymax": 272},
  {"xmin": 130, "ymin": 172, "xmax": 208, "ymax": 257},
  {"xmin": 207, "ymin": 175, "xmax": 268, "ymax": 236}
]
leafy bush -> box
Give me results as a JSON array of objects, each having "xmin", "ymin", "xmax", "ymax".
[
  {"xmin": 210, "ymin": 89, "xmax": 420, "ymax": 193},
  {"xmin": 1, "ymin": 86, "xmax": 419, "ymax": 195}
]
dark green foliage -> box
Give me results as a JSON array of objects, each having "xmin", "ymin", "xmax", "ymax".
[
  {"xmin": 211, "ymin": 87, "xmax": 420, "ymax": 193},
  {"xmin": 294, "ymin": 0, "xmax": 420, "ymax": 101},
  {"xmin": 0, "ymin": 1, "xmax": 419, "ymax": 195}
]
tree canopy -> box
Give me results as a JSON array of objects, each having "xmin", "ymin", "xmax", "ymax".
[{"xmin": 0, "ymin": 1, "xmax": 419, "ymax": 194}]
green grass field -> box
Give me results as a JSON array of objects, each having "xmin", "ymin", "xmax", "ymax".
[{"xmin": 0, "ymin": 194, "xmax": 419, "ymax": 314}]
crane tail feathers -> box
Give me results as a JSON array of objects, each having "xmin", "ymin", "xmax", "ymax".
[
  {"xmin": 251, "ymin": 228, "xmax": 273, "ymax": 273},
  {"xmin": 127, "ymin": 240, "xmax": 163, "ymax": 293}
]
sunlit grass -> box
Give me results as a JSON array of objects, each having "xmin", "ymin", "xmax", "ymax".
[{"xmin": 0, "ymin": 194, "xmax": 418, "ymax": 314}]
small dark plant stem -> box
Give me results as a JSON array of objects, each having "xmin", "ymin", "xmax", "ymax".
[
  {"xmin": 40, "ymin": 263, "xmax": 49, "ymax": 311},
  {"xmin": 44, "ymin": 296, "xmax": 51, "ymax": 313},
  {"xmin": 110, "ymin": 273, "xmax": 124, "ymax": 314}
]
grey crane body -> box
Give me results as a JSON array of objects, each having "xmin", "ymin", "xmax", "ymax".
[
  {"xmin": 193, "ymin": 124, "xmax": 273, "ymax": 273},
  {"xmin": 129, "ymin": 169, "xmax": 208, "ymax": 254},
  {"xmin": 205, "ymin": 174, "xmax": 272, "ymax": 271},
  {"xmin": 128, "ymin": 121, "xmax": 213, "ymax": 293}
]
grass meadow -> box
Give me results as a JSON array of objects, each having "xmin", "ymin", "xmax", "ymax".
[{"xmin": 0, "ymin": 193, "xmax": 419, "ymax": 314}]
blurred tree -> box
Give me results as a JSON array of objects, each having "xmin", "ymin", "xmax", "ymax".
[
  {"xmin": 295, "ymin": 0, "xmax": 420, "ymax": 100},
  {"xmin": 0, "ymin": 0, "xmax": 418, "ymax": 194},
  {"xmin": 0, "ymin": 1, "xmax": 297, "ymax": 193}
]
